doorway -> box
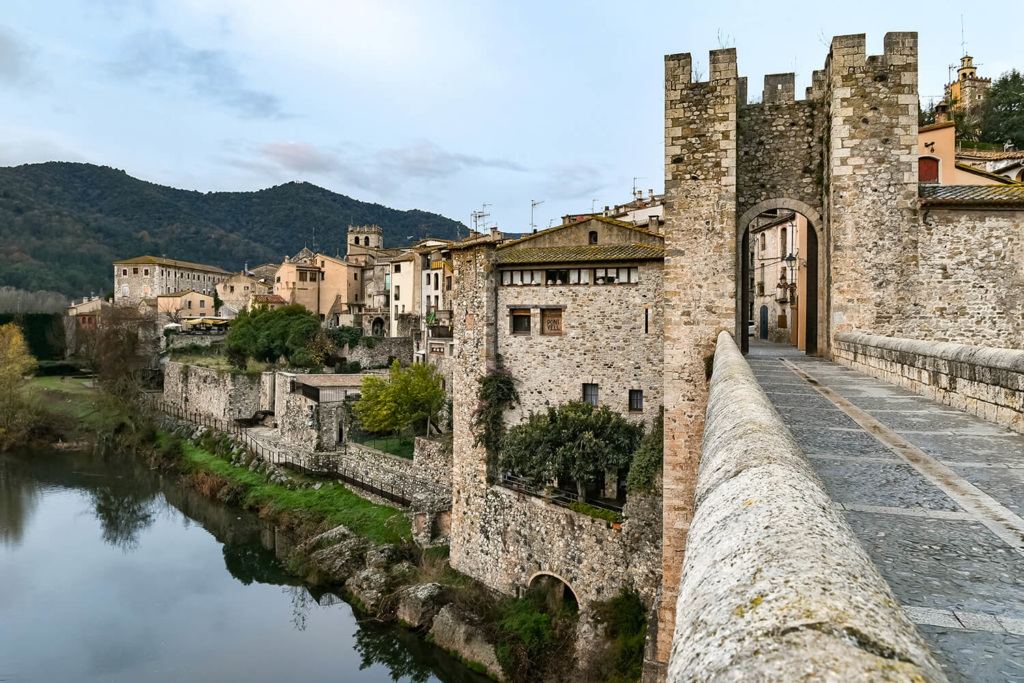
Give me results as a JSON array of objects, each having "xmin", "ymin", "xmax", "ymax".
[{"xmin": 759, "ymin": 306, "xmax": 769, "ymax": 339}]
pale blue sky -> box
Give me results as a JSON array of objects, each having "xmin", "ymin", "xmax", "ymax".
[{"xmin": 2, "ymin": 0, "xmax": 1020, "ymax": 233}]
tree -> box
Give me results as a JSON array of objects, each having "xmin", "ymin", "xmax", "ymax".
[
  {"xmin": 0, "ymin": 323, "xmax": 37, "ymax": 429},
  {"xmin": 225, "ymin": 304, "xmax": 320, "ymax": 368},
  {"xmin": 500, "ymin": 401, "xmax": 644, "ymax": 501},
  {"xmin": 212, "ymin": 289, "xmax": 224, "ymax": 316},
  {"xmin": 93, "ymin": 306, "xmax": 157, "ymax": 403},
  {"xmin": 353, "ymin": 360, "xmax": 445, "ymax": 436},
  {"xmin": 980, "ymin": 70, "xmax": 1024, "ymax": 150}
]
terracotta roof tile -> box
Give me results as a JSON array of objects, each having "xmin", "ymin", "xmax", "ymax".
[
  {"xmin": 919, "ymin": 183, "xmax": 1024, "ymax": 205},
  {"xmin": 495, "ymin": 244, "xmax": 664, "ymax": 265},
  {"xmin": 497, "ymin": 216, "xmax": 657, "ymax": 249},
  {"xmin": 113, "ymin": 255, "xmax": 230, "ymax": 274}
]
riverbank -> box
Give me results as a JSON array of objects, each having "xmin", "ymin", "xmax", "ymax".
[{"xmin": 19, "ymin": 378, "xmax": 645, "ymax": 683}]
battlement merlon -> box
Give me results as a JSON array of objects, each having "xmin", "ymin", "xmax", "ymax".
[
  {"xmin": 709, "ymin": 48, "xmax": 737, "ymax": 81},
  {"xmin": 763, "ymin": 73, "xmax": 795, "ymax": 104}
]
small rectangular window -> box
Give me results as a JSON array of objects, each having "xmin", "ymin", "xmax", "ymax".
[
  {"xmin": 512, "ymin": 270, "xmax": 522, "ymax": 285},
  {"xmin": 511, "ymin": 309, "xmax": 531, "ymax": 334},
  {"xmin": 629, "ymin": 390, "xmax": 643, "ymax": 412},
  {"xmin": 644, "ymin": 308, "xmax": 649, "ymax": 334},
  {"xmin": 446, "ymin": 276, "xmax": 452, "ymax": 290},
  {"xmin": 395, "ymin": 285, "xmax": 401, "ymax": 301},
  {"xmin": 541, "ymin": 309, "xmax": 562, "ymax": 335},
  {"xmin": 199, "ymin": 300, "xmax": 205, "ymax": 308},
  {"xmin": 122, "ymin": 269, "xmax": 128, "ymax": 276},
  {"xmin": 583, "ymin": 383, "xmax": 599, "ymax": 406},
  {"xmin": 502, "ymin": 271, "xmax": 511, "ymax": 286},
  {"xmin": 133, "ymin": 267, "xmax": 139, "ymax": 275},
  {"xmin": 394, "ymin": 263, "xmax": 401, "ymax": 273},
  {"xmin": 299, "ymin": 271, "xmax": 307, "ymax": 282},
  {"xmin": 545, "ymin": 269, "xmax": 569, "ymax": 285},
  {"xmin": 144, "ymin": 268, "xmax": 149, "ymax": 276},
  {"xmin": 230, "ymin": 286, "xmax": 235, "ymax": 293}
]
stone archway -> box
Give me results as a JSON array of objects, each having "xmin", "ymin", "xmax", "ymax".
[
  {"xmin": 737, "ymin": 198, "xmax": 825, "ymax": 355},
  {"xmin": 527, "ymin": 571, "xmax": 580, "ymax": 610},
  {"xmin": 371, "ymin": 317, "xmax": 385, "ymax": 337}
]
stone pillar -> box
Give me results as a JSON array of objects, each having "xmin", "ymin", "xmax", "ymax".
[
  {"xmin": 825, "ymin": 32, "xmax": 919, "ymax": 348},
  {"xmin": 447, "ymin": 240, "xmax": 498, "ymax": 577},
  {"xmin": 652, "ymin": 47, "xmax": 739, "ymax": 677}
]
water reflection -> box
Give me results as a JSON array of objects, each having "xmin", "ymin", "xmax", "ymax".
[{"xmin": 0, "ymin": 448, "xmax": 492, "ymax": 683}]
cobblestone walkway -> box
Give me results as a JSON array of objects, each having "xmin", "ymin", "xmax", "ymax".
[{"xmin": 747, "ymin": 340, "xmax": 1024, "ymax": 683}]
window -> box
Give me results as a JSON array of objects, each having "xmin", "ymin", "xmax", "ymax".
[
  {"xmin": 394, "ymin": 263, "xmax": 402, "ymax": 273},
  {"xmin": 760, "ymin": 233, "xmax": 766, "ymax": 250},
  {"xmin": 434, "ymin": 273, "xmax": 439, "ymax": 289},
  {"xmin": 780, "ymin": 228, "xmax": 787, "ymax": 256},
  {"xmin": 541, "ymin": 308, "xmax": 562, "ymax": 335},
  {"xmin": 299, "ymin": 271, "xmax": 308, "ymax": 282},
  {"xmin": 122, "ymin": 269, "xmax": 128, "ymax": 276},
  {"xmin": 120, "ymin": 284, "xmax": 129, "ymax": 298},
  {"xmin": 583, "ymin": 383, "xmax": 599, "ymax": 406},
  {"xmin": 133, "ymin": 267, "xmax": 139, "ymax": 275},
  {"xmin": 353, "ymin": 236, "xmax": 359, "ymax": 244},
  {"xmin": 430, "ymin": 343, "xmax": 445, "ymax": 355},
  {"xmin": 276, "ymin": 276, "xmax": 281, "ymax": 283},
  {"xmin": 187, "ymin": 300, "xmax": 192, "ymax": 309},
  {"xmin": 446, "ymin": 276, "xmax": 452, "ymax": 290},
  {"xmin": 354, "ymin": 272, "xmax": 358, "ymax": 280},
  {"xmin": 919, "ymin": 157, "xmax": 939, "ymax": 184},
  {"xmin": 434, "ymin": 295, "xmax": 439, "ymax": 308},
  {"xmin": 644, "ymin": 308, "xmax": 649, "ymax": 334},
  {"xmin": 567, "ymin": 268, "xmax": 590, "ymax": 284},
  {"xmin": 511, "ymin": 309, "xmax": 531, "ymax": 334},
  {"xmin": 395, "ymin": 285, "xmax": 401, "ymax": 301},
  {"xmin": 594, "ymin": 267, "xmax": 638, "ymax": 284},
  {"xmin": 199, "ymin": 300, "xmax": 205, "ymax": 308},
  {"xmin": 144, "ymin": 269, "xmax": 149, "ymax": 276},
  {"xmin": 545, "ymin": 269, "xmax": 569, "ymax": 285},
  {"xmin": 589, "ymin": 231, "xmax": 598, "ymax": 244},
  {"xmin": 629, "ymin": 390, "xmax": 643, "ymax": 413},
  {"xmin": 364, "ymin": 236, "xmax": 370, "ymax": 246},
  {"xmin": 229, "ymin": 285, "xmax": 235, "ymax": 293}
]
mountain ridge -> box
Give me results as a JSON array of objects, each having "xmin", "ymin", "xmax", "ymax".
[{"xmin": 0, "ymin": 162, "xmax": 467, "ymax": 297}]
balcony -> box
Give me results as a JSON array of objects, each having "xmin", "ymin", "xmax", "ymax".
[{"xmin": 428, "ymin": 325, "xmax": 453, "ymax": 339}]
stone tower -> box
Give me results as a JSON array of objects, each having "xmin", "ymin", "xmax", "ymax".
[{"xmin": 347, "ymin": 224, "xmax": 384, "ymax": 252}]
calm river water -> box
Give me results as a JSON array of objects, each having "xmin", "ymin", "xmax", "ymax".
[{"xmin": 0, "ymin": 448, "xmax": 488, "ymax": 683}]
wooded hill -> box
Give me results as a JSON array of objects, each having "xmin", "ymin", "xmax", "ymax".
[{"xmin": 0, "ymin": 162, "xmax": 467, "ymax": 297}]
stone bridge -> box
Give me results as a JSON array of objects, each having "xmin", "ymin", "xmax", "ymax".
[{"xmin": 665, "ymin": 332, "xmax": 1024, "ymax": 682}]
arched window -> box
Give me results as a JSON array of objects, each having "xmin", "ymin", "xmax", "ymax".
[
  {"xmin": 588, "ymin": 231, "xmax": 598, "ymax": 245},
  {"xmin": 364, "ymin": 236, "xmax": 370, "ymax": 246},
  {"xmin": 919, "ymin": 157, "xmax": 940, "ymax": 184},
  {"xmin": 353, "ymin": 236, "xmax": 359, "ymax": 245},
  {"xmin": 760, "ymin": 233, "xmax": 766, "ymax": 251},
  {"xmin": 780, "ymin": 227, "xmax": 787, "ymax": 256}
]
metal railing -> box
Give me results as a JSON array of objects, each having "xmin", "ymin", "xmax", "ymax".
[
  {"xmin": 500, "ymin": 473, "xmax": 625, "ymax": 514},
  {"xmin": 149, "ymin": 398, "xmax": 413, "ymax": 507}
]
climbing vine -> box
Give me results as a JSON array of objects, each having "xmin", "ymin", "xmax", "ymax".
[
  {"xmin": 471, "ymin": 360, "xmax": 519, "ymax": 456},
  {"xmin": 625, "ymin": 409, "xmax": 663, "ymax": 494}
]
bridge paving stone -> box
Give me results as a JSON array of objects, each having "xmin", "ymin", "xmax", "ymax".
[{"xmin": 747, "ymin": 341, "xmax": 1024, "ymax": 682}]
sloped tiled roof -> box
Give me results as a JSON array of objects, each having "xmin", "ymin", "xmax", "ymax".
[
  {"xmin": 954, "ymin": 163, "xmax": 1018, "ymax": 184},
  {"xmin": 498, "ymin": 216, "xmax": 657, "ymax": 249},
  {"xmin": 495, "ymin": 244, "xmax": 665, "ymax": 265},
  {"xmin": 919, "ymin": 121, "xmax": 956, "ymax": 133},
  {"xmin": 113, "ymin": 255, "xmax": 230, "ymax": 274},
  {"xmin": 157, "ymin": 289, "xmax": 209, "ymax": 298},
  {"xmin": 252, "ymin": 294, "xmax": 287, "ymax": 304},
  {"xmin": 919, "ymin": 184, "xmax": 1024, "ymax": 206}
]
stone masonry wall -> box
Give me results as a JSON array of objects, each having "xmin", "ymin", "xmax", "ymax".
[
  {"xmin": 166, "ymin": 333, "xmax": 226, "ymax": 349},
  {"xmin": 824, "ymin": 33, "xmax": 920, "ymax": 347},
  {"xmin": 498, "ymin": 260, "xmax": 663, "ymax": 428},
  {"xmin": 737, "ymin": 98, "xmax": 823, "ymax": 222},
  {"xmin": 657, "ymin": 48, "xmax": 740, "ymax": 670},
  {"xmin": 668, "ymin": 331, "xmax": 944, "ymax": 681},
  {"xmin": 414, "ymin": 436, "xmax": 452, "ymax": 489},
  {"xmin": 162, "ymin": 361, "xmax": 260, "ymax": 421},
  {"xmin": 345, "ymin": 336, "xmax": 414, "ymax": 368},
  {"xmin": 834, "ymin": 332, "xmax": 1024, "ymax": 435},
  {"xmin": 897, "ymin": 209, "xmax": 1024, "ymax": 349}
]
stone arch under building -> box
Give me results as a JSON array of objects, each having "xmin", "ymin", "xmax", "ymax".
[
  {"xmin": 527, "ymin": 571, "xmax": 580, "ymax": 611},
  {"xmin": 736, "ymin": 198, "xmax": 825, "ymax": 356},
  {"xmin": 371, "ymin": 317, "xmax": 385, "ymax": 337}
]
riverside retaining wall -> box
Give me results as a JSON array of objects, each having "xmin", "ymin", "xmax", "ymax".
[
  {"xmin": 834, "ymin": 332, "xmax": 1024, "ymax": 436},
  {"xmin": 667, "ymin": 331, "xmax": 945, "ymax": 681}
]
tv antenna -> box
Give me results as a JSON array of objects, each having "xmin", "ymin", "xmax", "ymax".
[
  {"xmin": 471, "ymin": 203, "xmax": 491, "ymax": 232},
  {"xmin": 591, "ymin": 199, "xmax": 597, "ymax": 214},
  {"xmin": 961, "ymin": 14, "xmax": 966, "ymax": 57},
  {"xmin": 632, "ymin": 176, "xmax": 647, "ymax": 198},
  {"xmin": 530, "ymin": 199, "xmax": 545, "ymax": 232}
]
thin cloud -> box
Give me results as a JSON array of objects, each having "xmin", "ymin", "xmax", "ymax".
[
  {"xmin": 0, "ymin": 27, "xmax": 38, "ymax": 88},
  {"xmin": 378, "ymin": 141, "xmax": 527, "ymax": 179},
  {"xmin": 260, "ymin": 141, "xmax": 339, "ymax": 174},
  {"xmin": 109, "ymin": 29, "xmax": 284, "ymax": 119},
  {"xmin": 544, "ymin": 163, "xmax": 610, "ymax": 200}
]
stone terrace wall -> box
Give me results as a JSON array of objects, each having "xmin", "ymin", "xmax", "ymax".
[
  {"xmin": 834, "ymin": 332, "xmax": 1024, "ymax": 435},
  {"xmin": 413, "ymin": 436, "xmax": 452, "ymax": 488},
  {"xmin": 668, "ymin": 331, "xmax": 945, "ymax": 681},
  {"xmin": 162, "ymin": 361, "xmax": 260, "ymax": 421},
  {"xmin": 345, "ymin": 337, "xmax": 414, "ymax": 368},
  {"xmin": 452, "ymin": 484, "xmax": 661, "ymax": 607},
  {"xmin": 896, "ymin": 209, "xmax": 1024, "ymax": 349},
  {"xmin": 166, "ymin": 333, "xmax": 226, "ymax": 349}
]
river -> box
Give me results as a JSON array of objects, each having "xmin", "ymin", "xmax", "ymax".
[{"xmin": 0, "ymin": 447, "xmax": 489, "ymax": 683}]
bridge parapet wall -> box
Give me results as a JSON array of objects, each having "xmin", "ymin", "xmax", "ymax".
[
  {"xmin": 835, "ymin": 333, "xmax": 1024, "ymax": 435},
  {"xmin": 667, "ymin": 331, "xmax": 945, "ymax": 681}
]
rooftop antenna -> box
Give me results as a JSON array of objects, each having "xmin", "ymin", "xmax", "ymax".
[
  {"xmin": 632, "ymin": 176, "xmax": 647, "ymax": 199},
  {"xmin": 530, "ymin": 199, "xmax": 545, "ymax": 232},
  {"xmin": 961, "ymin": 14, "xmax": 966, "ymax": 57},
  {"xmin": 591, "ymin": 199, "xmax": 597, "ymax": 214}
]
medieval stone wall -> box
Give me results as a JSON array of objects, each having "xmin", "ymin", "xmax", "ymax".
[
  {"xmin": 898, "ymin": 209, "xmax": 1024, "ymax": 348},
  {"xmin": 737, "ymin": 99, "xmax": 823, "ymax": 222},
  {"xmin": 166, "ymin": 333, "xmax": 226, "ymax": 349},
  {"xmin": 162, "ymin": 361, "xmax": 260, "ymax": 421},
  {"xmin": 658, "ymin": 48, "xmax": 740, "ymax": 669},
  {"xmin": 824, "ymin": 33, "xmax": 920, "ymax": 346},
  {"xmin": 414, "ymin": 436, "xmax": 452, "ymax": 489},
  {"xmin": 344, "ymin": 337, "xmax": 414, "ymax": 368},
  {"xmin": 834, "ymin": 332, "xmax": 1024, "ymax": 434},
  {"xmin": 497, "ymin": 261, "xmax": 663, "ymax": 427}
]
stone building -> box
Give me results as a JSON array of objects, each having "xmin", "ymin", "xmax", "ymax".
[
  {"xmin": 113, "ymin": 256, "xmax": 229, "ymax": 307},
  {"xmin": 216, "ymin": 272, "xmax": 270, "ymax": 317},
  {"xmin": 944, "ymin": 54, "xmax": 990, "ymax": 112}
]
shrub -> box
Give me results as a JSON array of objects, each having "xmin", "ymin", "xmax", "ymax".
[
  {"xmin": 626, "ymin": 409, "xmax": 663, "ymax": 493},
  {"xmin": 471, "ymin": 362, "xmax": 518, "ymax": 456},
  {"xmin": 569, "ymin": 502, "xmax": 623, "ymax": 525}
]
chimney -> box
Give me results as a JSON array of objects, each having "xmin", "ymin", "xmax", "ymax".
[
  {"xmin": 648, "ymin": 216, "xmax": 660, "ymax": 233},
  {"xmin": 648, "ymin": 189, "xmax": 654, "ymax": 198},
  {"xmin": 935, "ymin": 102, "xmax": 950, "ymax": 124},
  {"xmin": 490, "ymin": 226, "xmax": 499, "ymax": 239}
]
